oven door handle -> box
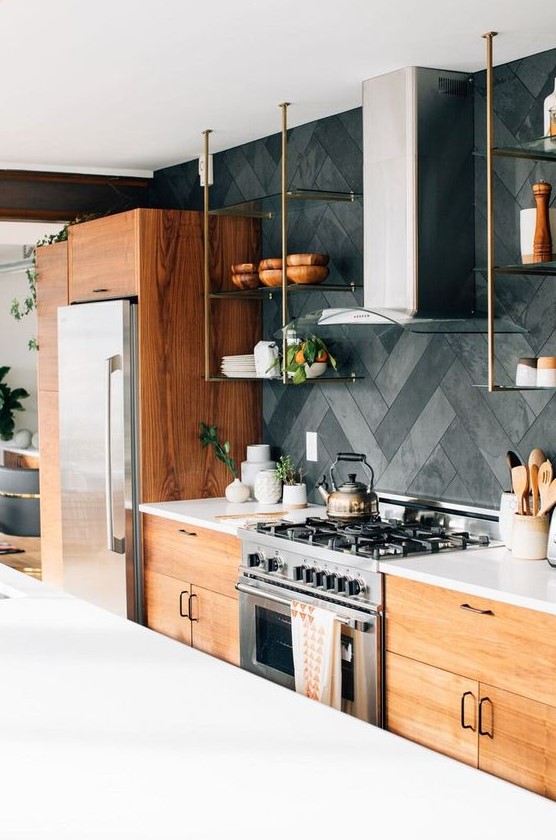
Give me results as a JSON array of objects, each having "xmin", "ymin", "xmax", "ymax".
[{"xmin": 236, "ymin": 581, "xmax": 379, "ymax": 626}]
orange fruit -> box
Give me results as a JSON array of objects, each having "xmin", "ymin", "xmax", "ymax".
[
  {"xmin": 315, "ymin": 350, "xmax": 328, "ymax": 362},
  {"xmin": 294, "ymin": 349, "xmax": 306, "ymax": 364}
]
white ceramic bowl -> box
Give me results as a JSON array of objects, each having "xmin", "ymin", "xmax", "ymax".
[{"xmin": 304, "ymin": 361, "xmax": 327, "ymax": 379}]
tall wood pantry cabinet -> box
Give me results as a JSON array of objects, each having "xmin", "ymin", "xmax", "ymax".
[
  {"xmin": 36, "ymin": 209, "xmax": 262, "ymax": 649},
  {"xmin": 385, "ymin": 576, "xmax": 556, "ymax": 800}
]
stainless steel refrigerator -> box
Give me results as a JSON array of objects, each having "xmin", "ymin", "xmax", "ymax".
[{"xmin": 58, "ymin": 299, "xmax": 142, "ymax": 622}]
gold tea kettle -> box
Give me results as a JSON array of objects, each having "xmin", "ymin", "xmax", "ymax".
[{"xmin": 316, "ymin": 453, "xmax": 379, "ymax": 521}]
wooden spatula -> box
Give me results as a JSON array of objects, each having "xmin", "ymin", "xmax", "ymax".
[
  {"xmin": 511, "ymin": 465, "xmax": 530, "ymax": 515},
  {"xmin": 538, "ymin": 477, "xmax": 556, "ymax": 518},
  {"xmin": 528, "ymin": 449, "xmax": 545, "ymax": 516},
  {"xmin": 538, "ymin": 460, "xmax": 554, "ymax": 515}
]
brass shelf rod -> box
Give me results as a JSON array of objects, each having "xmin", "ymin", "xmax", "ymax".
[
  {"xmin": 203, "ymin": 129, "xmax": 213, "ymax": 382},
  {"xmin": 483, "ymin": 31, "xmax": 497, "ymax": 393}
]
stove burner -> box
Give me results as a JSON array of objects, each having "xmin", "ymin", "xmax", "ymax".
[{"xmin": 254, "ymin": 513, "xmax": 491, "ymax": 559}]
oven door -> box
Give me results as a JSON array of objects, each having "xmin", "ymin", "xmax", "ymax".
[{"xmin": 237, "ymin": 578, "xmax": 382, "ymax": 726}]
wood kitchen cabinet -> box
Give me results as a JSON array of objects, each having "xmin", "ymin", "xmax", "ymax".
[
  {"xmin": 36, "ymin": 240, "xmax": 68, "ymax": 586},
  {"xmin": 36, "ymin": 209, "xmax": 261, "ymax": 589},
  {"xmin": 142, "ymin": 513, "xmax": 240, "ymax": 665},
  {"xmin": 385, "ymin": 576, "xmax": 556, "ymax": 799}
]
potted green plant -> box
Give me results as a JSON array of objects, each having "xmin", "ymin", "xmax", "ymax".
[
  {"xmin": 274, "ymin": 454, "xmax": 307, "ymax": 508},
  {"xmin": 284, "ymin": 335, "xmax": 338, "ymax": 384},
  {"xmin": 198, "ymin": 422, "xmax": 249, "ymax": 503},
  {"xmin": 0, "ymin": 367, "xmax": 30, "ymax": 441}
]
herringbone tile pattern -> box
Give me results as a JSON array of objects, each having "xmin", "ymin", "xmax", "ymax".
[{"xmin": 151, "ymin": 52, "xmax": 556, "ymax": 510}]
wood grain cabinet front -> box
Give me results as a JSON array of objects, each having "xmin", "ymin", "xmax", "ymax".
[
  {"xmin": 68, "ymin": 211, "xmax": 138, "ymax": 302},
  {"xmin": 143, "ymin": 515, "xmax": 240, "ymax": 665},
  {"xmin": 385, "ymin": 576, "xmax": 556, "ymax": 800}
]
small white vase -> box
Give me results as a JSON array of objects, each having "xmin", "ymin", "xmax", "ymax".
[
  {"xmin": 282, "ymin": 483, "xmax": 307, "ymax": 509},
  {"xmin": 225, "ymin": 478, "xmax": 250, "ymax": 503},
  {"xmin": 254, "ymin": 470, "xmax": 282, "ymax": 504},
  {"xmin": 544, "ymin": 78, "xmax": 556, "ymax": 136}
]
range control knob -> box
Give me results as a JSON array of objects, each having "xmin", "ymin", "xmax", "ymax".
[
  {"xmin": 323, "ymin": 573, "xmax": 336, "ymax": 591},
  {"xmin": 311, "ymin": 569, "xmax": 324, "ymax": 587},
  {"xmin": 334, "ymin": 576, "xmax": 347, "ymax": 594},
  {"xmin": 346, "ymin": 577, "xmax": 364, "ymax": 596},
  {"xmin": 293, "ymin": 565, "xmax": 305, "ymax": 582},
  {"xmin": 268, "ymin": 555, "xmax": 284, "ymax": 573},
  {"xmin": 247, "ymin": 552, "xmax": 264, "ymax": 568},
  {"xmin": 302, "ymin": 566, "xmax": 314, "ymax": 585}
]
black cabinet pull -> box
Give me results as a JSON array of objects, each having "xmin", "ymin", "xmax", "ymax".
[
  {"xmin": 179, "ymin": 590, "xmax": 190, "ymax": 618},
  {"xmin": 189, "ymin": 593, "xmax": 199, "ymax": 622},
  {"xmin": 460, "ymin": 603, "xmax": 494, "ymax": 616},
  {"xmin": 460, "ymin": 690, "xmax": 476, "ymax": 731},
  {"xmin": 92, "ymin": 288, "xmax": 109, "ymax": 293},
  {"xmin": 478, "ymin": 697, "xmax": 494, "ymax": 738},
  {"xmin": 178, "ymin": 528, "xmax": 197, "ymax": 537}
]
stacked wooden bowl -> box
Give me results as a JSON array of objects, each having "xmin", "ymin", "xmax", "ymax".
[
  {"xmin": 286, "ymin": 254, "xmax": 329, "ymax": 284},
  {"xmin": 258, "ymin": 258, "xmax": 286, "ymax": 287},
  {"xmin": 231, "ymin": 262, "xmax": 260, "ymax": 290}
]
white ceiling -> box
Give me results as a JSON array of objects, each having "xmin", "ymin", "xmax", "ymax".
[{"xmin": 1, "ymin": 0, "xmax": 556, "ymax": 178}]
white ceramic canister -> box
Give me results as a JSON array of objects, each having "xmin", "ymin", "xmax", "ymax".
[
  {"xmin": 511, "ymin": 513, "xmax": 550, "ymax": 560},
  {"xmin": 254, "ymin": 470, "xmax": 282, "ymax": 504},
  {"xmin": 240, "ymin": 459, "xmax": 275, "ymax": 498},
  {"xmin": 498, "ymin": 492, "xmax": 518, "ymax": 548},
  {"xmin": 544, "ymin": 78, "xmax": 556, "ymax": 136},
  {"xmin": 515, "ymin": 357, "xmax": 537, "ymax": 387},
  {"xmin": 520, "ymin": 207, "xmax": 556, "ymax": 263},
  {"xmin": 536, "ymin": 356, "xmax": 556, "ymax": 388},
  {"xmin": 246, "ymin": 444, "xmax": 271, "ymax": 462}
]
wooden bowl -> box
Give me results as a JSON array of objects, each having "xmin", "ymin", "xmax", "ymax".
[
  {"xmin": 231, "ymin": 273, "xmax": 260, "ymax": 290},
  {"xmin": 286, "ymin": 265, "xmax": 329, "ymax": 284},
  {"xmin": 259, "ymin": 269, "xmax": 287, "ymax": 287},
  {"xmin": 286, "ymin": 253, "xmax": 329, "ymax": 267},
  {"xmin": 231, "ymin": 262, "xmax": 258, "ymax": 274},
  {"xmin": 259, "ymin": 257, "xmax": 282, "ymax": 271}
]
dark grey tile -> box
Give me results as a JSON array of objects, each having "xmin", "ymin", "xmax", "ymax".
[
  {"xmin": 322, "ymin": 385, "xmax": 388, "ymax": 476},
  {"xmin": 377, "ymin": 389, "xmax": 455, "ymax": 492},
  {"xmin": 375, "ymin": 336, "xmax": 455, "ymax": 462},
  {"xmin": 375, "ymin": 331, "xmax": 431, "ymax": 407},
  {"xmin": 408, "ymin": 446, "xmax": 456, "ymax": 498},
  {"xmin": 440, "ymin": 417, "xmax": 504, "ymax": 508}
]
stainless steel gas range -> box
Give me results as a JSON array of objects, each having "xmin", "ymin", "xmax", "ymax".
[{"xmin": 237, "ymin": 494, "xmax": 501, "ymax": 727}]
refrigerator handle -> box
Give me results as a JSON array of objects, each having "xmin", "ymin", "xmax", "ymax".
[{"xmin": 105, "ymin": 354, "xmax": 125, "ymax": 554}]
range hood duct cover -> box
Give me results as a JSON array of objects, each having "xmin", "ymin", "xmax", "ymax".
[{"xmin": 362, "ymin": 66, "xmax": 475, "ymax": 320}]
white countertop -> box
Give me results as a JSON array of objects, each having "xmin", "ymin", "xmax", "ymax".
[
  {"xmin": 0, "ymin": 564, "xmax": 553, "ymax": 838},
  {"xmin": 140, "ymin": 497, "xmax": 556, "ymax": 616},
  {"xmin": 140, "ymin": 497, "xmax": 326, "ymax": 535}
]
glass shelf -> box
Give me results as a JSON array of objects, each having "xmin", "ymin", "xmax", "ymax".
[
  {"xmin": 208, "ymin": 188, "xmax": 362, "ymax": 218},
  {"xmin": 277, "ymin": 308, "xmax": 528, "ymax": 335},
  {"xmin": 494, "ymin": 262, "xmax": 556, "ymax": 276},
  {"xmin": 209, "ymin": 282, "xmax": 359, "ymax": 300},
  {"xmin": 493, "ymin": 135, "xmax": 556, "ymax": 162},
  {"xmin": 208, "ymin": 374, "xmax": 361, "ymax": 384},
  {"xmin": 473, "ymin": 384, "xmax": 556, "ymax": 392}
]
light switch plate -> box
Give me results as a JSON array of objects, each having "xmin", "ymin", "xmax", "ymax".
[{"xmin": 306, "ymin": 432, "xmax": 318, "ymax": 462}]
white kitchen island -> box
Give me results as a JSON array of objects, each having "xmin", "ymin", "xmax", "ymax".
[{"xmin": 0, "ymin": 565, "xmax": 553, "ymax": 839}]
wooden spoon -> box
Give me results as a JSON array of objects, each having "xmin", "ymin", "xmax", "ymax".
[
  {"xmin": 538, "ymin": 477, "xmax": 556, "ymax": 518},
  {"xmin": 528, "ymin": 449, "xmax": 545, "ymax": 516},
  {"xmin": 511, "ymin": 465, "xmax": 530, "ymax": 515},
  {"xmin": 538, "ymin": 460, "xmax": 554, "ymax": 514},
  {"xmin": 506, "ymin": 451, "xmax": 522, "ymax": 493}
]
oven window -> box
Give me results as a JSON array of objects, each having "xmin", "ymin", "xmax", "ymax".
[{"xmin": 255, "ymin": 606, "xmax": 294, "ymax": 677}]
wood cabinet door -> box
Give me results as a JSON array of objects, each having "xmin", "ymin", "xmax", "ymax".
[
  {"xmin": 190, "ymin": 585, "xmax": 239, "ymax": 666},
  {"xmin": 478, "ymin": 684, "xmax": 556, "ymax": 800},
  {"xmin": 144, "ymin": 568, "xmax": 192, "ymax": 647},
  {"xmin": 386, "ymin": 652, "xmax": 478, "ymax": 766},
  {"xmin": 68, "ymin": 210, "xmax": 139, "ymax": 302}
]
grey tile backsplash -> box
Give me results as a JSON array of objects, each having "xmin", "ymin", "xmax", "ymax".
[{"xmin": 150, "ymin": 48, "xmax": 556, "ymax": 510}]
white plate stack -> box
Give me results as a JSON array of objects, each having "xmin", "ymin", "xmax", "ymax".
[{"xmin": 221, "ymin": 354, "xmax": 257, "ymax": 378}]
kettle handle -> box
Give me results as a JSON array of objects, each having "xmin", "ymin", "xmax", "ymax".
[{"xmin": 330, "ymin": 453, "xmax": 374, "ymax": 491}]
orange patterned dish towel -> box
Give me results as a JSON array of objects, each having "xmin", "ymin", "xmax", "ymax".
[{"xmin": 291, "ymin": 600, "xmax": 341, "ymax": 709}]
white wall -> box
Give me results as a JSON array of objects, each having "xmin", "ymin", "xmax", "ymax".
[{"xmin": 0, "ymin": 269, "xmax": 38, "ymax": 437}]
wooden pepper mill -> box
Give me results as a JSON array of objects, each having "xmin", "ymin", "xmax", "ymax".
[{"xmin": 533, "ymin": 180, "xmax": 552, "ymax": 263}]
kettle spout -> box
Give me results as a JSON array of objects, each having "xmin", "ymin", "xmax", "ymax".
[{"xmin": 316, "ymin": 474, "xmax": 330, "ymax": 504}]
